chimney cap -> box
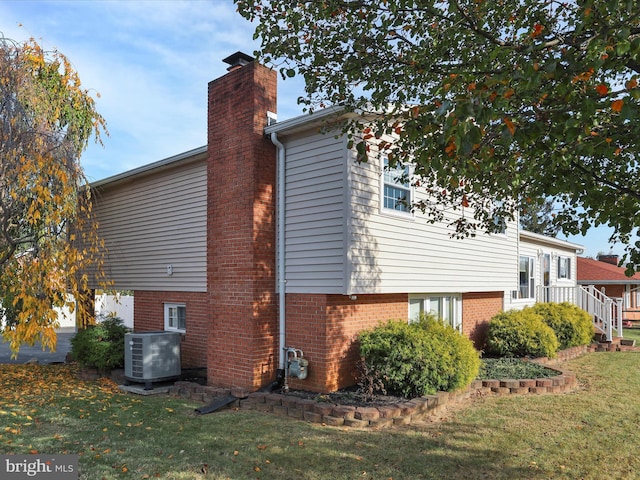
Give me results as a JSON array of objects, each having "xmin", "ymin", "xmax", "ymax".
[{"xmin": 223, "ymin": 51, "xmax": 254, "ymax": 71}]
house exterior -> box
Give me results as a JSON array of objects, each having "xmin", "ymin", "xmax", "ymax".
[
  {"xmin": 518, "ymin": 231, "xmax": 583, "ymax": 305},
  {"xmin": 88, "ymin": 53, "xmax": 582, "ymax": 393},
  {"xmin": 577, "ymin": 255, "xmax": 640, "ymax": 321}
]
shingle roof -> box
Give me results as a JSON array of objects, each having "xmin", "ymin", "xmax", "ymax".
[{"xmin": 577, "ymin": 256, "xmax": 640, "ymax": 284}]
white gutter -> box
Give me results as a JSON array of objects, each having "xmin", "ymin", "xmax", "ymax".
[
  {"xmin": 270, "ymin": 131, "xmax": 287, "ymax": 371},
  {"xmin": 90, "ymin": 145, "xmax": 208, "ymax": 188},
  {"xmin": 519, "ymin": 229, "xmax": 584, "ymax": 252}
]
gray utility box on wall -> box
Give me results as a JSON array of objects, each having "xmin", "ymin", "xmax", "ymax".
[{"xmin": 124, "ymin": 331, "xmax": 181, "ymax": 390}]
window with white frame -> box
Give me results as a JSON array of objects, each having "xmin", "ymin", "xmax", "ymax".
[
  {"xmin": 382, "ymin": 157, "xmax": 411, "ymax": 213},
  {"xmin": 409, "ymin": 294, "xmax": 462, "ymax": 330},
  {"xmin": 519, "ymin": 256, "xmax": 535, "ymax": 299},
  {"xmin": 557, "ymin": 256, "xmax": 571, "ymax": 279},
  {"xmin": 164, "ymin": 303, "xmax": 186, "ymax": 332},
  {"xmin": 490, "ymin": 200, "xmax": 507, "ymax": 234},
  {"xmin": 542, "ymin": 253, "xmax": 551, "ymax": 302}
]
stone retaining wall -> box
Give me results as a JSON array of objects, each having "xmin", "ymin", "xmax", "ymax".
[{"xmin": 168, "ymin": 342, "xmax": 640, "ymax": 429}]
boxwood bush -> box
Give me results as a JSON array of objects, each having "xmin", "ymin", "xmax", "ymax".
[
  {"xmin": 530, "ymin": 302, "xmax": 594, "ymax": 349},
  {"xmin": 486, "ymin": 308, "xmax": 559, "ymax": 358},
  {"xmin": 70, "ymin": 316, "xmax": 129, "ymax": 372},
  {"xmin": 358, "ymin": 315, "xmax": 480, "ymax": 398}
]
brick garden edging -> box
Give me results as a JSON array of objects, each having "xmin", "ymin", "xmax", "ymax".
[{"xmin": 168, "ymin": 342, "xmax": 640, "ymax": 429}]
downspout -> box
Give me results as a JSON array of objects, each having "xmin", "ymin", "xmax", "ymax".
[{"xmin": 270, "ymin": 131, "xmax": 287, "ymax": 378}]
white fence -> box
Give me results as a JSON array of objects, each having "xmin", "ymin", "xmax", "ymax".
[
  {"xmin": 95, "ymin": 294, "xmax": 134, "ymax": 328},
  {"xmin": 3, "ymin": 294, "xmax": 135, "ymax": 331}
]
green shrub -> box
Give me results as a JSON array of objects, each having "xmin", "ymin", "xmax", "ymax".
[
  {"xmin": 70, "ymin": 316, "xmax": 129, "ymax": 372},
  {"xmin": 486, "ymin": 309, "xmax": 559, "ymax": 358},
  {"xmin": 358, "ymin": 315, "xmax": 480, "ymax": 398},
  {"xmin": 531, "ymin": 302, "xmax": 594, "ymax": 349}
]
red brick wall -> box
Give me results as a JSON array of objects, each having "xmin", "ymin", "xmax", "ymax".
[
  {"xmin": 591, "ymin": 284, "xmax": 640, "ymax": 320},
  {"xmin": 285, "ymin": 293, "xmax": 408, "ymax": 392},
  {"xmin": 206, "ymin": 60, "xmax": 279, "ymax": 390},
  {"xmin": 133, "ymin": 290, "xmax": 208, "ymax": 368},
  {"xmin": 462, "ymin": 292, "xmax": 504, "ymax": 349},
  {"xmin": 594, "ymin": 284, "xmax": 624, "ymax": 298}
]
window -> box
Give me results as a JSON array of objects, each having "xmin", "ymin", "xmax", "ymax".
[
  {"xmin": 409, "ymin": 294, "xmax": 461, "ymax": 330},
  {"xmin": 557, "ymin": 256, "xmax": 571, "ymax": 279},
  {"xmin": 164, "ymin": 303, "xmax": 186, "ymax": 332},
  {"xmin": 382, "ymin": 157, "xmax": 411, "ymax": 213},
  {"xmin": 519, "ymin": 256, "xmax": 535, "ymax": 299},
  {"xmin": 542, "ymin": 253, "xmax": 551, "ymax": 302},
  {"xmin": 490, "ymin": 200, "xmax": 507, "ymax": 234}
]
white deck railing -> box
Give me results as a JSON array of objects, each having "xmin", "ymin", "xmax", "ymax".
[
  {"xmin": 538, "ymin": 285, "xmax": 623, "ymax": 342},
  {"xmin": 538, "ymin": 285, "xmax": 576, "ymax": 304}
]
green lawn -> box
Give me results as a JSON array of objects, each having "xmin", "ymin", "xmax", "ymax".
[
  {"xmin": 623, "ymin": 327, "xmax": 640, "ymax": 344},
  {"xmin": 2, "ymin": 354, "xmax": 640, "ymax": 479}
]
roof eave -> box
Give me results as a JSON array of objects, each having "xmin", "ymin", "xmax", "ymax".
[
  {"xmin": 90, "ymin": 145, "xmax": 208, "ymax": 188},
  {"xmin": 578, "ymin": 280, "xmax": 640, "ymax": 285},
  {"xmin": 519, "ymin": 230, "xmax": 584, "ymax": 251}
]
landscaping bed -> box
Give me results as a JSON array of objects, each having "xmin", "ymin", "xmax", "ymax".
[{"xmin": 170, "ymin": 350, "xmax": 591, "ymax": 428}]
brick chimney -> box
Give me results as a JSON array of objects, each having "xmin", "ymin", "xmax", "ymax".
[
  {"xmin": 206, "ymin": 54, "xmax": 278, "ymax": 390},
  {"xmin": 597, "ymin": 254, "xmax": 619, "ymax": 266}
]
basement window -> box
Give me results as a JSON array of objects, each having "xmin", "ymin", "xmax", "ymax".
[
  {"xmin": 409, "ymin": 294, "xmax": 461, "ymax": 331},
  {"xmin": 164, "ymin": 303, "xmax": 186, "ymax": 332}
]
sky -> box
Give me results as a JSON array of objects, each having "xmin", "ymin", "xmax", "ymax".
[{"xmin": 0, "ymin": 0, "xmax": 630, "ymax": 260}]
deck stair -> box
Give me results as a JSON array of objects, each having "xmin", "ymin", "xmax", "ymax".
[
  {"xmin": 539, "ymin": 285, "xmax": 623, "ymax": 342},
  {"xmin": 576, "ymin": 285, "xmax": 623, "ymax": 342}
]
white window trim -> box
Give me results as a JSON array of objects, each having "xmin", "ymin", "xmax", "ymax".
[
  {"xmin": 557, "ymin": 255, "xmax": 571, "ymax": 280},
  {"xmin": 517, "ymin": 256, "xmax": 535, "ymax": 300},
  {"xmin": 408, "ymin": 294, "xmax": 462, "ymax": 331},
  {"xmin": 380, "ymin": 156, "xmax": 414, "ymax": 218},
  {"xmin": 164, "ymin": 303, "xmax": 186, "ymax": 332}
]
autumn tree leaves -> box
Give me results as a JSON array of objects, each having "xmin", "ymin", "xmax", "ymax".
[
  {"xmin": 237, "ymin": 0, "xmax": 640, "ymax": 272},
  {"xmin": 0, "ymin": 36, "xmax": 108, "ymax": 353}
]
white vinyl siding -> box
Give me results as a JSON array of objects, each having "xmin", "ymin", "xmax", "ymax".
[
  {"xmin": 347, "ymin": 148, "xmax": 518, "ymax": 294},
  {"xmin": 91, "ymin": 156, "xmax": 207, "ymax": 292},
  {"xmin": 282, "ymin": 131, "xmax": 347, "ymax": 293},
  {"xmin": 271, "ymin": 117, "xmax": 580, "ymax": 297},
  {"xmin": 509, "ymin": 232, "xmax": 580, "ymax": 309}
]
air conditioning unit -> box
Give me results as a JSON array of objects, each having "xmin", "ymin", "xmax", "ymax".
[{"xmin": 124, "ymin": 332, "xmax": 181, "ymax": 390}]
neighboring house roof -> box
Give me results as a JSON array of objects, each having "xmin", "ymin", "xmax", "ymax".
[{"xmin": 577, "ymin": 256, "xmax": 640, "ymax": 285}]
